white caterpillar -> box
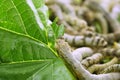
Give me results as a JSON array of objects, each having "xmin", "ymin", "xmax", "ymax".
[
  {"xmin": 100, "ymin": 64, "xmax": 120, "ymax": 74},
  {"xmin": 87, "ymin": 57, "xmax": 118, "ymax": 73},
  {"xmin": 64, "ymin": 33, "xmax": 108, "ymax": 47},
  {"xmin": 81, "ymin": 53, "xmax": 103, "ymax": 68},
  {"xmin": 100, "ymin": 47, "xmax": 120, "ymax": 57}
]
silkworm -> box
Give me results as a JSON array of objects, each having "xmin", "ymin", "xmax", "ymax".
[
  {"xmin": 100, "ymin": 64, "xmax": 120, "ymax": 74},
  {"xmin": 63, "ymin": 13, "xmax": 88, "ymax": 31},
  {"xmin": 63, "ymin": 33, "xmax": 108, "ymax": 47},
  {"xmin": 72, "ymin": 47, "xmax": 93, "ymax": 61},
  {"xmin": 87, "ymin": 57, "xmax": 118, "ymax": 73},
  {"xmin": 81, "ymin": 53, "xmax": 103, "ymax": 68},
  {"xmin": 100, "ymin": 47, "xmax": 120, "ymax": 57},
  {"xmin": 101, "ymin": 32, "xmax": 120, "ymax": 44},
  {"xmin": 56, "ymin": 39, "xmax": 92, "ymax": 79},
  {"xmin": 79, "ymin": 26, "xmax": 96, "ymax": 37},
  {"xmin": 92, "ymin": 72, "xmax": 120, "ymax": 80},
  {"xmin": 46, "ymin": 0, "xmax": 76, "ymax": 16}
]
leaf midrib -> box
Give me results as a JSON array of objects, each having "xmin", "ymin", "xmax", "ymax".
[{"xmin": 11, "ymin": 0, "xmax": 28, "ymax": 34}]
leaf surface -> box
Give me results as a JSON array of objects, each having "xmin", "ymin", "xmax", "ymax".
[
  {"xmin": 0, "ymin": 27, "xmax": 56, "ymax": 63},
  {"xmin": 0, "ymin": 0, "xmax": 49, "ymax": 43}
]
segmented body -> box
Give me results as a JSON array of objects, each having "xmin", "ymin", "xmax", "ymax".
[
  {"xmin": 87, "ymin": 57, "xmax": 118, "ymax": 73},
  {"xmin": 100, "ymin": 64, "xmax": 120, "ymax": 73},
  {"xmin": 100, "ymin": 47, "xmax": 120, "ymax": 57},
  {"xmin": 81, "ymin": 53, "xmax": 103, "ymax": 68},
  {"xmin": 64, "ymin": 33, "xmax": 107, "ymax": 47}
]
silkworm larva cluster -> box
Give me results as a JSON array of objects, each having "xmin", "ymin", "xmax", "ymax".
[
  {"xmin": 46, "ymin": 0, "xmax": 120, "ymax": 80},
  {"xmin": 56, "ymin": 39, "xmax": 120, "ymax": 80}
]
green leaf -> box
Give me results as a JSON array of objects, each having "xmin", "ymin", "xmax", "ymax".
[
  {"xmin": 0, "ymin": 27, "xmax": 75, "ymax": 80},
  {"xmin": 0, "ymin": 0, "xmax": 73, "ymax": 80},
  {"xmin": 53, "ymin": 59, "xmax": 76, "ymax": 80},
  {"xmin": 0, "ymin": 60, "xmax": 52, "ymax": 80},
  {"xmin": 0, "ymin": 0, "xmax": 48, "ymax": 43},
  {"xmin": 47, "ymin": 25, "xmax": 56, "ymax": 48},
  {"xmin": 0, "ymin": 59, "xmax": 75, "ymax": 80},
  {"xmin": 0, "ymin": 21, "xmax": 24, "ymax": 33},
  {"xmin": 51, "ymin": 20, "xmax": 64, "ymax": 38},
  {"xmin": 47, "ymin": 19, "xmax": 64, "ymax": 48},
  {"xmin": 56, "ymin": 24, "xmax": 64, "ymax": 38},
  {"xmin": 0, "ymin": 27, "xmax": 56, "ymax": 63}
]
